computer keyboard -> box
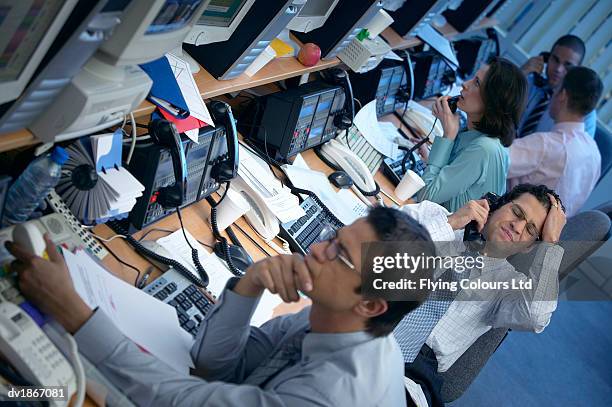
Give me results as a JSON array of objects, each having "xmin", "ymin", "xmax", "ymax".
[
  {"xmin": 143, "ymin": 268, "xmax": 215, "ymax": 337},
  {"xmin": 382, "ymin": 152, "xmax": 427, "ymax": 186},
  {"xmin": 280, "ymin": 196, "xmax": 344, "ymax": 255}
]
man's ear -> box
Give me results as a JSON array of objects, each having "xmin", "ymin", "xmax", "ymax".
[{"xmin": 354, "ymin": 298, "xmax": 388, "ymax": 319}]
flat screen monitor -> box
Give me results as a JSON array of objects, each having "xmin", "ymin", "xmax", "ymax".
[
  {"xmin": 442, "ymin": 0, "xmax": 496, "ymax": 33},
  {"xmin": 96, "ymin": 0, "xmax": 210, "ymax": 66},
  {"xmin": 0, "ymin": 0, "xmax": 79, "ymax": 104},
  {"xmin": 184, "ymin": 0, "xmax": 255, "ymax": 45},
  {"xmin": 416, "ymin": 24, "xmax": 459, "ymax": 69},
  {"xmin": 286, "ymin": 0, "xmax": 340, "ymax": 33},
  {"xmin": 388, "ymin": 0, "xmax": 447, "ymax": 38}
]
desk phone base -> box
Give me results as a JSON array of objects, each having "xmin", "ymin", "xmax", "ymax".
[
  {"xmin": 382, "ymin": 154, "xmax": 427, "ymax": 186},
  {"xmin": 144, "ymin": 268, "xmax": 214, "ymax": 337}
]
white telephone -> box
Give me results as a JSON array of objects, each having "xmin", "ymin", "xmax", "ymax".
[
  {"xmin": 0, "ymin": 302, "xmax": 77, "ymax": 406},
  {"xmin": 400, "ymin": 102, "xmax": 444, "ymax": 141},
  {"xmin": 319, "ymin": 138, "xmax": 378, "ymax": 195},
  {"xmin": 230, "ymin": 175, "xmax": 280, "ymax": 242}
]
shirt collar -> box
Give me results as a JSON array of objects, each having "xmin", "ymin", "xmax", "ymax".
[
  {"xmin": 301, "ymin": 331, "xmax": 373, "ymax": 362},
  {"xmin": 552, "ymin": 122, "xmax": 585, "ymax": 132}
]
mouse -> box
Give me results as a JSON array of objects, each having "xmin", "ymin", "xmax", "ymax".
[
  {"xmin": 214, "ymin": 242, "xmax": 253, "ymax": 273},
  {"xmin": 328, "ymin": 171, "xmax": 353, "ymax": 189},
  {"xmin": 12, "ymin": 222, "xmax": 47, "ymax": 257}
]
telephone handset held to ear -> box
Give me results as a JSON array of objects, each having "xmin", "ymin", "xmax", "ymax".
[
  {"xmin": 533, "ymin": 51, "xmax": 550, "ymax": 88},
  {"xmin": 148, "ymin": 119, "xmax": 187, "ymax": 208},
  {"xmin": 463, "ymin": 192, "xmax": 502, "ymax": 248},
  {"xmin": 209, "ymin": 101, "xmax": 239, "ymax": 182}
]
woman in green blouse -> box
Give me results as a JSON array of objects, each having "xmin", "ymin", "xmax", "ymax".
[{"xmin": 417, "ymin": 57, "xmax": 527, "ymax": 212}]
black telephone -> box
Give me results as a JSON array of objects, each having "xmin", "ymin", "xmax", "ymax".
[
  {"xmin": 463, "ymin": 192, "xmax": 502, "ymax": 249},
  {"xmin": 148, "ymin": 120, "xmax": 187, "ymax": 208},
  {"xmin": 208, "ymin": 100, "xmax": 239, "ymax": 183},
  {"xmin": 533, "ymin": 51, "xmax": 550, "ymax": 88}
]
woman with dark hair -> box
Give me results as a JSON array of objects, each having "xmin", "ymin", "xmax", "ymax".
[{"xmin": 416, "ymin": 57, "xmax": 527, "ymax": 212}]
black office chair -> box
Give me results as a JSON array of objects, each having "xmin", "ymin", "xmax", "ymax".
[
  {"xmin": 437, "ymin": 209, "xmax": 611, "ymax": 403},
  {"xmin": 594, "ymin": 124, "xmax": 612, "ymax": 186}
]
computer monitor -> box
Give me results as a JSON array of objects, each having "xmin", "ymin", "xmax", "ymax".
[
  {"xmin": 96, "ymin": 0, "xmax": 211, "ymax": 66},
  {"xmin": 387, "ymin": 0, "xmax": 447, "ymax": 38},
  {"xmin": 0, "ymin": 0, "xmax": 79, "ymax": 104},
  {"xmin": 184, "ymin": 0, "xmax": 304, "ymax": 80},
  {"xmin": 291, "ymin": 0, "xmax": 384, "ymax": 60},
  {"xmin": 442, "ymin": 0, "xmax": 498, "ymax": 33},
  {"xmin": 286, "ymin": 0, "xmax": 340, "ymax": 33},
  {"xmin": 184, "ymin": 0, "xmax": 255, "ymax": 46}
]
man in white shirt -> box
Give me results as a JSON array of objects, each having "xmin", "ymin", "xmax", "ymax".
[{"xmin": 508, "ymin": 66, "xmax": 603, "ymax": 217}]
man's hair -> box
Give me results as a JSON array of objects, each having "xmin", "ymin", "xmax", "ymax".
[
  {"xmin": 362, "ymin": 207, "xmax": 435, "ymax": 337},
  {"xmin": 475, "ymin": 57, "xmax": 527, "ymax": 147},
  {"xmin": 495, "ymin": 183, "xmax": 565, "ymax": 214},
  {"xmin": 561, "ymin": 66, "xmax": 603, "ymax": 116},
  {"xmin": 552, "ymin": 35, "xmax": 586, "ymax": 64}
]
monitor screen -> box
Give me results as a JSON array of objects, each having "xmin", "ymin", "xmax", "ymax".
[
  {"xmin": 147, "ymin": 0, "xmax": 207, "ymax": 34},
  {"xmin": 299, "ymin": 0, "xmax": 336, "ymax": 17},
  {"xmin": 388, "ymin": 0, "xmax": 443, "ymax": 37},
  {"xmin": 198, "ymin": 0, "xmax": 248, "ymax": 27},
  {"xmin": 442, "ymin": 0, "xmax": 495, "ymax": 32},
  {"xmin": 0, "ymin": 1, "xmax": 65, "ymax": 83}
]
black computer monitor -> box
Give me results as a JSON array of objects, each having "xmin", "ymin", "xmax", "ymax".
[
  {"xmin": 442, "ymin": 0, "xmax": 496, "ymax": 33},
  {"xmin": 388, "ymin": 0, "xmax": 447, "ymax": 37}
]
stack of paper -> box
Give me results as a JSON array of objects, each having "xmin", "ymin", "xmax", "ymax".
[{"xmin": 56, "ymin": 131, "xmax": 144, "ymax": 224}]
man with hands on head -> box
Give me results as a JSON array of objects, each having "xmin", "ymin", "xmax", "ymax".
[
  {"xmin": 397, "ymin": 184, "xmax": 566, "ymax": 407},
  {"xmin": 7, "ymin": 207, "xmax": 434, "ymax": 407}
]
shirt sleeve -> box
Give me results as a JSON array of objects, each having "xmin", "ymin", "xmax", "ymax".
[
  {"xmin": 400, "ymin": 201, "xmax": 455, "ymax": 241},
  {"xmin": 486, "ymin": 243, "xmax": 562, "ymax": 332},
  {"xmin": 584, "ymin": 109, "xmax": 597, "ymax": 138},
  {"xmin": 507, "ymin": 132, "xmax": 547, "ymax": 178},
  {"xmin": 75, "ymin": 309, "xmax": 328, "ymax": 407},
  {"xmin": 191, "ymin": 278, "xmax": 298, "ymax": 383},
  {"xmin": 417, "ymin": 137, "xmax": 487, "ymax": 205}
]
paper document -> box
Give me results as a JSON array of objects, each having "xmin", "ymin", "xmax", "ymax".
[
  {"xmin": 156, "ymin": 229, "xmax": 235, "ymax": 298},
  {"xmin": 64, "ymin": 250, "xmax": 194, "ymax": 374},
  {"xmin": 282, "ymin": 165, "xmax": 369, "ymax": 225},
  {"xmin": 353, "ymin": 100, "xmax": 398, "ymax": 158},
  {"xmin": 379, "ymin": 121, "xmax": 403, "ymax": 159}
]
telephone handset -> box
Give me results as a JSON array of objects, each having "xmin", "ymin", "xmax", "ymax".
[
  {"xmin": 533, "ymin": 51, "xmax": 551, "ymax": 88},
  {"xmin": 230, "ymin": 175, "xmax": 280, "ymax": 242},
  {"xmin": 317, "ymin": 139, "xmax": 379, "ymax": 196},
  {"xmin": 148, "ymin": 119, "xmax": 187, "ymax": 208},
  {"xmin": 463, "ymin": 192, "xmax": 502, "ymax": 250},
  {"xmin": 0, "ymin": 302, "xmax": 77, "ymax": 406},
  {"xmin": 209, "ymin": 101, "xmax": 239, "ymax": 183}
]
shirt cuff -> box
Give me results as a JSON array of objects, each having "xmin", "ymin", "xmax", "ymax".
[
  {"xmin": 427, "ymin": 137, "xmax": 454, "ymax": 169},
  {"xmin": 205, "ymin": 277, "xmax": 261, "ymax": 329},
  {"xmin": 74, "ymin": 309, "xmax": 125, "ymax": 365}
]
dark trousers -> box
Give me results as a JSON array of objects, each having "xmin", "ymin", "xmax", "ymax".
[{"xmin": 405, "ymin": 345, "xmax": 444, "ymax": 407}]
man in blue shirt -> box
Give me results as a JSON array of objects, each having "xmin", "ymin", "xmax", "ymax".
[
  {"xmin": 8, "ymin": 207, "xmax": 434, "ymax": 406},
  {"xmin": 518, "ymin": 35, "xmax": 597, "ymax": 138}
]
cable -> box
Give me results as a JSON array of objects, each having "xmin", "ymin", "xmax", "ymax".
[
  {"xmin": 126, "ymin": 112, "xmax": 137, "ymax": 165},
  {"xmin": 65, "ymin": 334, "xmax": 85, "ymax": 407},
  {"xmin": 232, "ymin": 222, "xmax": 273, "ymax": 257},
  {"xmin": 175, "ymin": 206, "xmax": 210, "ymax": 285},
  {"xmin": 137, "ymin": 227, "xmax": 175, "ymax": 242},
  {"xmin": 401, "ymin": 117, "xmax": 437, "ymax": 174},
  {"xmin": 91, "ymin": 232, "xmax": 126, "ymax": 243},
  {"xmin": 98, "ymin": 239, "xmax": 141, "ymax": 286}
]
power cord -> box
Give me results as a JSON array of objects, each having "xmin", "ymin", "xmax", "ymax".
[{"xmin": 175, "ymin": 206, "xmax": 210, "ymax": 286}]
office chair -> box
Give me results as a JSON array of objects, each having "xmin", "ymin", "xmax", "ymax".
[
  {"xmin": 593, "ymin": 200, "xmax": 612, "ymax": 221},
  {"xmin": 437, "ymin": 209, "xmax": 611, "ymax": 403},
  {"xmin": 594, "ymin": 124, "xmax": 612, "ymax": 186}
]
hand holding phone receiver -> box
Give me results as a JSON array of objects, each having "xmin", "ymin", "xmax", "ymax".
[{"xmin": 12, "ymin": 221, "xmax": 47, "ymax": 258}]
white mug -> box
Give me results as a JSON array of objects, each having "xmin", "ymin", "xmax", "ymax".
[{"xmin": 395, "ymin": 170, "xmax": 425, "ymax": 201}]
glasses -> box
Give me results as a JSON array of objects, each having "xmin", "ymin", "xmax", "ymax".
[
  {"xmin": 510, "ymin": 202, "xmax": 540, "ymax": 239},
  {"xmin": 317, "ymin": 225, "xmax": 356, "ymax": 271}
]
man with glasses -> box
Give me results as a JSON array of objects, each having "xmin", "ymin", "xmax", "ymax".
[
  {"xmin": 7, "ymin": 206, "xmax": 434, "ymax": 406},
  {"xmin": 376, "ymin": 184, "xmax": 565, "ymax": 407}
]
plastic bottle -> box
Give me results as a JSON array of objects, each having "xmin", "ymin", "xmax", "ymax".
[{"xmin": 2, "ymin": 147, "xmax": 69, "ymax": 226}]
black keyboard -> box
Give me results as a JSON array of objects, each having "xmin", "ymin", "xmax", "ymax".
[
  {"xmin": 144, "ymin": 268, "xmax": 214, "ymax": 337},
  {"xmin": 382, "ymin": 152, "xmax": 427, "ymax": 186},
  {"xmin": 280, "ymin": 196, "xmax": 344, "ymax": 255}
]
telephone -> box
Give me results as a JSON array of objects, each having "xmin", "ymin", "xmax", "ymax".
[
  {"xmin": 463, "ymin": 192, "xmax": 502, "ymax": 249},
  {"xmin": 316, "ymin": 139, "xmax": 379, "ymax": 196},
  {"xmin": 0, "ymin": 302, "xmax": 77, "ymax": 406},
  {"xmin": 533, "ymin": 51, "xmax": 551, "ymax": 88},
  {"xmin": 230, "ymin": 174, "xmax": 280, "ymax": 242}
]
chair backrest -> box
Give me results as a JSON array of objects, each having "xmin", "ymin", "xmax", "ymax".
[
  {"xmin": 594, "ymin": 124, "xmax": 612, "ymax": 185},
  {"xmin": 438, "ymin": 210, "xmax": 610, "ymax": 402}
]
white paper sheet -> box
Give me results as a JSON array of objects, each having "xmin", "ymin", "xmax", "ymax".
[
  {"xmin": 156, "ymin": 229, "xmax": 235, "ymax": 298},
  {"xmin": 64, "ymin": 250, "xmax": 194, "ymax": 374},
  {"xmin": 353, "ymin": 100, "xmax": 397, "ymax": 157}
]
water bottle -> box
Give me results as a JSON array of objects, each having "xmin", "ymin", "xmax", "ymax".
[{"xmin": 2, "ymin": 147, "xmax": 69, "ymax": 226}]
